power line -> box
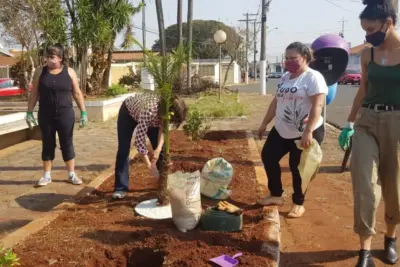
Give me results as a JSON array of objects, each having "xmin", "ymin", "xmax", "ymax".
[{"xmin": 323, "ymin": 0, "xmax": 359, "ymax": 13}]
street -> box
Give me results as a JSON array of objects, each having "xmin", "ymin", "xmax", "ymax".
[{"xmin": 232, "ymin": 79, "xmax": 359, "ymax": 127}]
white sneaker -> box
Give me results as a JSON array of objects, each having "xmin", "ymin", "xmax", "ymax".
[
  {"xmin": 69, "ymin": 174, "xmax": 83, "ymax": 185},
  {"xmin": 37, "ymin": 176, "xmax": 52, "ymax": 186},
  {"xmin": 112, "ymin": 191, "xmax": 126, "ymax": 199},
  {"xmin": 288, "ymin": 205, "xmax": 305, "ymax": 218},
  {"xmin": 257, "ymin": 196, "xmax": 284, "ymax": 206}
]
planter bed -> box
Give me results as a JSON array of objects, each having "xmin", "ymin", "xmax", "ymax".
[{"xmin": 14, "ymin": 131, "xmax": 277, "ymax": 267}]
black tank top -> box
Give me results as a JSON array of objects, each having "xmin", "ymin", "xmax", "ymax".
[{"xmin": 38, "ymin": 66, "xmax": 73, "ymax": 108}]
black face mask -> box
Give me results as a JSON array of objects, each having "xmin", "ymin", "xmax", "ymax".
[{"xmin": 366, "ymin": 24, "xmax": 387, "ymax": 47}]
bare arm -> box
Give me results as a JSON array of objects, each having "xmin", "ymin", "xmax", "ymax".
[
  {"xmin": 347, "ymin": 48, "xmax": 369, "ymax": 123},
  {"xmin": 68, "ymin": 67, "xmax": 86, "ymax": 112},
  {"xmin": 259, "ymin": 97, "xmax": 277, "ymax": 129},
  {"xmin": 156, "ymin": 126, "xmax": 164, "ymax": 152},
  {"xmin": 27, "ymin": 68, "xmax": 42, "ymax": 112},
  {"xmin": 304, "ymin": 93, "xmax": 325, "ymax": 134}
]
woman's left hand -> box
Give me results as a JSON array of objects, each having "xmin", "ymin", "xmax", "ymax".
[
  {"xmin": 300, "ymin": 131, "xmax": 313, "ymax": 149},
  {"xmin": 80, "ymin": 111, "xmax": 88, "ymax": 128}
]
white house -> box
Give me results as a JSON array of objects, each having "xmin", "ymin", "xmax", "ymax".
[{"xmin": 192, "ymin": 58, "xmax": 240, "ymax": 84}]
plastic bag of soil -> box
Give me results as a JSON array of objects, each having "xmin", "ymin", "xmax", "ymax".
[
  {"xmin": 200, "ymin": 158, "xmax": 233, "ymax": 200},
  {"xmin": 168, "ymin": 171, "xmax": 202, "ymax": 233},
  {"xmin": 295, "ymin": 139, "xmax": 323, "ymax": 195}
]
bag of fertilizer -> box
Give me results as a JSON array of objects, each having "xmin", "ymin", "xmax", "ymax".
[
  {"xmin": 295, "ymin": 139, "xmax": 323, "ymax": 195},
  {"xmin": 168, "ymin": 171, "xmax": 202, "ymax": 233},
  {"xmin": 200, "ymin": 158, "xmax": 233, "ymax": 200}
]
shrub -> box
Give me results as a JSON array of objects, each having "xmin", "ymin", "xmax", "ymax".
[
  {"xmin": 0, "ymin": 246, "xmax": 20, "ymax": 267},
  {"xmin": 105, "ymin": 84, "xmax": 128, "ymax": 97},
  {"xmin": 119, "ymin": 71, "xmax": 141, "ymax": 87},
  {"xmin": 183, "ymin": 108, "xmax": 211, "ymax": 141}
]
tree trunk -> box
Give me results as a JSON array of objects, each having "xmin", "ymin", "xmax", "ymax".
[
  {"xmin": 102, "ymin": 36, "xmax": 116, "ymax": 90},
  {"xmin": 155, "ymin": 0, "xmax": 169, "ymax": 205},
  {"xmin": 155, "ymin": 0, "xmax": 166, "ymax": 57},
  {"xmin": 79, "ymin": 48, "xmax": 88, "ymax": 95},
  {"xmin": 222, "ymin": 58, "xmax": 235, "ymax": 88},
  {"xmin": 186, "ymin": 0, "xmax": 193, "ymax": 91},
  {"xmin": 177, "ymin": 0, "xmax": 183, "ymax": 46}
]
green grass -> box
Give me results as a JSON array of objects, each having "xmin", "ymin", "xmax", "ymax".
[{"xmin": 188, "ymin": 92, "xmax": 249, "ymax": 118}]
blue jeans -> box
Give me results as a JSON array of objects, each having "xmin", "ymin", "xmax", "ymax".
[{"xmin": 114, "ymin": 103, "xmax": 164, "ymax": 192}]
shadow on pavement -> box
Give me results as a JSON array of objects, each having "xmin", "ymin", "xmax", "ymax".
[
  {"xmin": 15, "ymin": 193, "xmax": 72, "ymax": 212},
  {"xmin": 0, "ymin": 164, "xmax": 110, "ymax": 172},
  {"xmin": 0, "ymin": 179, "xmax": 66, "ymax": 186},
  {"xmin": 280, "ymin": 249, "xmax": 387, "ymax": 266},
  {"xmin": 0, "ymin": 219, "xmax": 32, "ymax": 234}
]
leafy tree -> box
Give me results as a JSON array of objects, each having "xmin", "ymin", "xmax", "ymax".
[{"xmin": 152, "ymin": 20, "xmax": 241, "ymax": 60}]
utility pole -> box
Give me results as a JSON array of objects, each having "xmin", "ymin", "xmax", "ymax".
[
  {"xmin": 253, "ymin": 21, "xmax": 259, "ymax": 82},
  {"xmin": 338, "ymin": 17, "xmax": 348, "ymax": 38},
  {"xmin": 260, "ymin": 0, "xmax": 271, "ymax": 95},
  {"xmin": 142, "ymin": 0, "xmax": 146, "ymax": 65},
  {"xmin": 394, "ymin": 0, "xmax": 399, "ymax": 29},
  {"xmin": 239, "ymin": 13, "xmax": 257, "ymax": 84},
  {"xmin": 187, "ymin": 0, "xmax": 193, "ymax": 90}
]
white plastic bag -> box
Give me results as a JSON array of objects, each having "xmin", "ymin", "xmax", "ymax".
[
  {"xmin": 200, "ymin": 158, "xmax": 233, "ymax": 200},
  {"xmin": 168, "ymin": 171, "xmax": 202, "ymax": 232},
  {"xmin": 295, "ymin": 139, "xmax": 323, "ymax": 194}
]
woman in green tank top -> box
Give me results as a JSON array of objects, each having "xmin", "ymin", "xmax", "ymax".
[{"xmin": 338, "ymin": 0, "xmax": 400, "ymax": 266}]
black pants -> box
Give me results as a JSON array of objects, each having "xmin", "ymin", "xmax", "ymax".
[
  {"xmin": 261, "ymin": 125, "xmax": 324, "ymax": 205},
  {"xmin": 114, "ymin": 103, "xmax": 165, "ymax": 192},
  {"xmin": 38, "ymin": 107, "xmax": 75, "ymax": 162}
]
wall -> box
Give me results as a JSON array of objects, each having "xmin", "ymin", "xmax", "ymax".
[
  {"xmin": 72, "ymin": 93, "xmax": 136, "ymax": 122},
  {"xmin": 348, "ymin": 54, "xmax": 361, "ymax": 70},
  {"xmin": 109, "ymin": 63, "xmax": 141, "ymax": 86}
]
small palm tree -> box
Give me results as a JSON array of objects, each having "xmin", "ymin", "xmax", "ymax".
[{"xmin": 142, "ymin": 44, "xmax": 188, "ymax": 205}]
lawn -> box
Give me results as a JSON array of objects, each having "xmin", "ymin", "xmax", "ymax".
[{"xmin": 187, "ymin": 92, "xmax": 249, "ymax": 118}]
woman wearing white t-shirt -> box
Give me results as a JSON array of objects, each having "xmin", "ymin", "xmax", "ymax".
[{"xmin": 256, "ymin": 42, "xmax": 328, "ymax": 218}]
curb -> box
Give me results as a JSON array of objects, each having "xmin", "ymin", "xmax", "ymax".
[
  {"xmin": 245, "ymin": 130, "xmax": 280, "ymax": 267},
  {"xmin": 0, "ymin": 150, "xmax": 138, "ymax": 249}
]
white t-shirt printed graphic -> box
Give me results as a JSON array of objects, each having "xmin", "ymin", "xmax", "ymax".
[{"xmin": 274, "ymin": 68, "xmax": 328, "ymax": 139}]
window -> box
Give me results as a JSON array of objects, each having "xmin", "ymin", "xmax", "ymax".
[
  {"xmin": 346, "ymin": 69, "xmax": 359, "ymax": 74},
  {"xmin": 0, "ymin": 80, "xmax": 13, "ymax": 89}
]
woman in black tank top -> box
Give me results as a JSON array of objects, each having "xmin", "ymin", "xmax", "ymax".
[{"xmin": 26, "ymin": 44, "xmax": 88, "ymax": 187}]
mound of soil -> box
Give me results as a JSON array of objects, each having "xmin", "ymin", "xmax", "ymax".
[{"xmin": 14, "ymin": 131, "xmax": 276, "ymax": 266}]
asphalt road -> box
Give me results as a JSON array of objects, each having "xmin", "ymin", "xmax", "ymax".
[{"xmin": 232, "ymin": 79, "xmax": 359, "ymax": 127}]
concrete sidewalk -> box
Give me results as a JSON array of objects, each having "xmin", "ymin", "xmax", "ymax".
[{"xmin": 0, "ymin": 118, "xmax": 119, "ymax": 240}]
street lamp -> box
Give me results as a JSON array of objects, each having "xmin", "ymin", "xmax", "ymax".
[{"xmin": 214, "ymin": 30, "xmax": 227, "ymax": 101}]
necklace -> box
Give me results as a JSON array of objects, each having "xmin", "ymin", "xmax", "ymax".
[{"xmin": 380, "ymin": 50, "xmax": 389, "ymax": 65}]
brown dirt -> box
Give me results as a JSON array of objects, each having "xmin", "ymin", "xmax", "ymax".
[{"xmin": 14, "ymin": 131, "xmax": 275, "ymax": 267}]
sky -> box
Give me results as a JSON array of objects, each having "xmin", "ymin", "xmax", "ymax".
[{"xmin": 122, "ymin": 0, "xmax": 372, "ymax": 62}]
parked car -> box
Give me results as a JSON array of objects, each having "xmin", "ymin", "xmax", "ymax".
[
  {"xmin": 338, "ymin": 69, "xmax": 361, "ymax": 85},
  {"xmin": 0, "ymin": 78, "xmax": 31, "ymax": 97},
  {"xmin": 268, "ymin": 72, "xmax": 283, "ymax": 79}
]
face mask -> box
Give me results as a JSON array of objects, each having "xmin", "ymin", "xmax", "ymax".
[
  {"xmin": 285, "ymin": 60, "xmax": 301, "ymax": 73},
  {"xmin": 47, "ymin": 56, "xmax": 62, "ymax": 69},
  {"xmin": 365, "ymin": 24, "xmax": 387, "ymax": 47}
]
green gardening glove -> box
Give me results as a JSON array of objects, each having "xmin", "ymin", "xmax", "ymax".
[
  {"xmin": 25, "ymin": 111, "xmax": 38, "ymax": 130},
  {"xmin": 338, "ymin": 122, "xmax": 354, "ymax": 151},
  {"xmin": 79, "ymin": 111, "xmax": 88, "ymax": 128}
]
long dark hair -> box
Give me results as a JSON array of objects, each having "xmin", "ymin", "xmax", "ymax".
[{"xmin": 360, "ymin": 0, "xmax": 397, "ymax": 24}]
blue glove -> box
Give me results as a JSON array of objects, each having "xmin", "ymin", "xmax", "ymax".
[{"xmin": 338, "ymin": 122, "xmax": 354, "ymax": 151}]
